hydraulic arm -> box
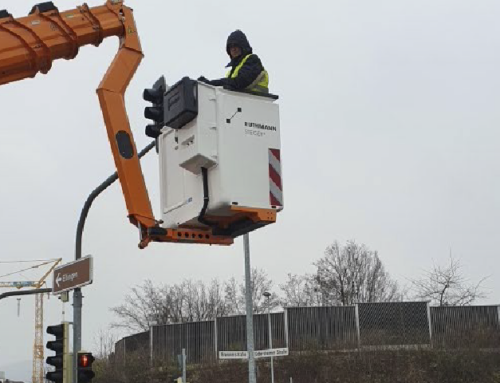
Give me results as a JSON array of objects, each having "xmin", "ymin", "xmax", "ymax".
[
  {"xmin": 0, "ymin": 0, "xmax": 163, "ymax": 246},
  {"xmin": 0, "ymin": 1, "xmax": 274, "ymax": 248}
]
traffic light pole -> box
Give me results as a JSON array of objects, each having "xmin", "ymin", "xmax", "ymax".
[
  {"xmin": 73, "ymin": 140, "xmax": 155, "ymax": 383},
  {"xmin": 73, "ymin": 288, "xmax": 82, "ymax": 383},
  {"xmin": 0, "ymin": 288, "xmax": 52, "ymax": 301}
]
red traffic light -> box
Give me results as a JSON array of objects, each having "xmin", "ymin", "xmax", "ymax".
[
  {"xmin": 80, "ymin": 354, "xmax": 89, "ymax": 367},
  {"xmin": 78, "ymin": 352, "xmax": 95, "ymax": 367},
  {"xmin": 77, "ymin": 352, "xmax": 95, "ymax": 382}
]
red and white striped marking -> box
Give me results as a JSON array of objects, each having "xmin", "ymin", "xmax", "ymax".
[{"xmin": 268, "ymin": 148, "xmax": 283, "ymax": 207}]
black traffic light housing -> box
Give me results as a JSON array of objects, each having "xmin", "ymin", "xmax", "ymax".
[
  {"xmin": 77, "ymin": 351, "xmax": 96, "ymax": 383},
  {"xmin": 163, "ymin": 77, "xmax": 198, "ymax": 131},
  {"xmin": 45, "ymin": 322, "xmax": 69, "ymax": 383},
  {"xmin": 143, "ymin": 76, "xmax": 167, "ymax": 139}
]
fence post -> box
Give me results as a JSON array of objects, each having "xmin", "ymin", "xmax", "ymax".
[
  {"xmin": 497, "ymin": 305, "xmax": 500, "ymax": 328},
  {"xmin": 355, "ymin": 304, "xmax": 361, "ymax": 349},
  {"xmin": 150, "ymin": 325, "xmax": 154, "ymax": 366},
  {"xmin": 185, "ymin": 322, "xmax": 189, "ymax": 365},
  {"xmin": 426, "ymin": 302, "xmax": 433, "ymax": 347},
  {"xmin": 214, "ymin": 316, "xmax": 218, "ymax": 362},
  {"xmin": 284, "ymin": 307, "xmax": 289, "ymax": 349},
  {"xmin": 165, "ymin": 324, "xmax": 169, "ymax": 363}
]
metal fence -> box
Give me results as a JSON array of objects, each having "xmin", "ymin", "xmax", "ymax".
[
  {"xmin": 358, "ymin": 302, "xmax": 430, "ymax": 347},
  {"xmin": 114, "ymin": 330, "xmax": 149, "ymax": 361},
  {"xmin": 431, "ymin": 305, "xmax": 500, "ymax": 348},
  {"xmin": 115, "ymin": 303, "xmax": 500, "ymax": 364},
  {"xmin": 287, "ymin": 306, "xmax": 358, "ymax": 350}
]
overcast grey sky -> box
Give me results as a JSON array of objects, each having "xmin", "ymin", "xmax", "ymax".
[{"xmin": 1, "ymin": 0, "xmax": 499, "ymax": 380}]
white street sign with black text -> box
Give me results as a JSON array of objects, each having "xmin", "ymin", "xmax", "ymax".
[
  {"xmin": 218, "ymin": 350, "xmax": 248, "ymax": 360},
  {"xmin": 218, "ymin": 348, "xmax": 289, "ymax": 360}
]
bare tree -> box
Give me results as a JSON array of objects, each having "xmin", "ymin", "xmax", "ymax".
[
  {"xmin": 93, "ymin": 328, "xmax": 118, "ymax": 359},
  {"xmin": 224, "ymin": 277, "xmax": 244, "ymax": 314},
  {"xmin": 314, "ymin": 240, "xmax": 400, "ymax": 305},
  {"xmin": 411, "ymin": 256, "xmax": 488, "ymax": 306},
  {"xmin": 110, "ymin": 280, "xmax": 169, "ymax": 332},
  {"xmin": 111, "ymin": 269, "xmax": 280, "ymax": 333},
  {"xmin": 279, "ymin": 273, "xmax": 322, "ymax": 307},
  {"xmin": 181, "ymin": 279, "xmax": 231, "ymax": 321},
  {"xmin": 245, "ymin": 267, "xmax": 280, "ymax": 313},
  {"xmin": 111, "ymin": 278, "xmax": 230, "ymax": 332},
  {"xmin": 225, "ymin": 268, "xmax": 279, "ymax": 314}
]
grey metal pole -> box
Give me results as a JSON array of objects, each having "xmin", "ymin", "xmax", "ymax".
[
  {"xmin": 267, "ymin": 297, "xmax": 274, "ymax": 383},
  {"xmin": 182, "ymin": 348, "xmax": 187, "ymax": 383},
  {"xmin": 73, "ymin": 288, "xmax": 82, "ymax": 383},
  {"xmin": 72, "ymin": 141, "xmax": 155, "ymax": 383},
  {"xmin": 244, "ymin": 233, "xmax": 257, "ymax": 383}
]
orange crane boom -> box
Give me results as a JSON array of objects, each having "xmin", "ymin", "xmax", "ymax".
[
  {"xmin": 0, "ymin": 1, "xmax": 157, "ymax": 237},
  {"xmin": 0, "ymin": 1, "xmax": 237, "ymax": 248}
]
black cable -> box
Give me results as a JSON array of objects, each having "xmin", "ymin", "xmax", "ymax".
[
  {"xmin": 197, "ymin": 167, "xmax": 218, "ymax": 229},
  {"xmin": 75, "ymin": 141, "xmax": 156, "ymax": 259}
]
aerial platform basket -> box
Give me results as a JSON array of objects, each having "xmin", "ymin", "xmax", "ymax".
[{"xmin": 157, "ymin": 78, "xmax": 283, "ymax": 242}]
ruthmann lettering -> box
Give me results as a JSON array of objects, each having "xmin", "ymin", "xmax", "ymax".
[{"xmin": 245, "ymin": 122, "xmax": 277, "ymax": 131}]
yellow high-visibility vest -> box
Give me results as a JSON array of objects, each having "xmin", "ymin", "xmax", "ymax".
[{"xmin": 226, "ymin": 54, "xmax": 269, "ymax": 93}]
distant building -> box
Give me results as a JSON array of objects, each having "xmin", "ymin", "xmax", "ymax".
[{"xmin": 0, "ymin": 374, "xmax": 23, "ymax": 383}]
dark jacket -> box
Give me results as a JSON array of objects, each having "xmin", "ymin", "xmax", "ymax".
[{"xmin": 204, "ymin": 30, "xmax": 265, "ymax": 91}]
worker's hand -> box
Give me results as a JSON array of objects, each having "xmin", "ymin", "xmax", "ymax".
[{"xmin": 197, "ymin": 76, "xmax": 211, "ymax": 84}]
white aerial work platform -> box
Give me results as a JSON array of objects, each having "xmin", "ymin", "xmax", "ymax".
[{"xmin": 157, "ymin": 78, "xmax": 283, "ymax": 238}]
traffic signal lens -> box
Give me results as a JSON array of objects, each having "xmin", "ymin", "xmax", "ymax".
[
  {"xmin": 78, "ymin": 352, "xmax": 95, "ymax": 367},
  {"xmin": 46, "ymin": 340, "xmax": 63, "ymax": 353},
  {"xmin": 143, "ymin": 87, "xmax": 163, "ymax": 103},
  {"xmin": 144, "ymin": 106, "xmax": 163, "ymax": 121},
  {"xmin": 80, "ymin": 355, "xmax": 89, "ymax": 367},
  {"xmin": 46, "ymin": 324, "xmax": 64, "ymax": 337}
]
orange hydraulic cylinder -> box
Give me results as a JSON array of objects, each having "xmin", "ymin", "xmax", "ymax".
[{"xmin": 0, "ymin": 3, "xmax": 125, "ymax": 85}]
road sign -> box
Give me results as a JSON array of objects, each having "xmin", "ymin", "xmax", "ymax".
[
  {"xmin": 218, "ymin": 348, "xmax": 289, "ymax": 360},
  {"xmin": 52, "ymin": 256, "xmax": 93, "ymax": 294},
  {"xmin": 219, "ymin": 350, "xmax": 249, "ymax": 360},
  {"xmin": 254, "ymin": 348, "xmax": 289, "ymax": 359}
]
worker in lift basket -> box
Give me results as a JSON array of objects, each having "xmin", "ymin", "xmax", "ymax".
[{"xmin": 198, "ymin": 30, "xmax": 269, "ymax": 93}]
